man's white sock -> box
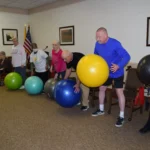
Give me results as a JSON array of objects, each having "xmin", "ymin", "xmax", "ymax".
[
  {"xmin": 119, "ymin": 111, "xmax": 124, "ymax": 118},
  {"xmin": 99, "ymin": 104, "xmax": 104, "ymax": 111}
]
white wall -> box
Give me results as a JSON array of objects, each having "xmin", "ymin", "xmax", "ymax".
[
  {"xmin": 0, "ymin": 12, "xmax": 28, "ymax": 56},
  {"xmin": 29, "ymin": 0, "xmax": 150, "ymax": 63}
]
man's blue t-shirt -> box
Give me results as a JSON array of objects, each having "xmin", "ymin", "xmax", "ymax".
[{"xmin": 94, "ymin": 38, "xmax": 131, "ymax": 78}]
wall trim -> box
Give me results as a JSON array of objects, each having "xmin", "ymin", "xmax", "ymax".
[{"xmin": 0, "ymin": 6, "xmax": 28, "ymax": 15}]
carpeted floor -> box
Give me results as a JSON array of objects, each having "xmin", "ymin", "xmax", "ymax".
[{"xmin": 0, "ymin": 86, "xmax": 150, "ymax": 150}]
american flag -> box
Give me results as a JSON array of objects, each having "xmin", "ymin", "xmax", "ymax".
[{"xmin": 24, "ymin": 26, "xmax": 32, "ymax": 58}]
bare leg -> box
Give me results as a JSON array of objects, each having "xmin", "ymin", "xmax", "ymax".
[
  {"xmin": 92, "ymin": 86, "xmax": 107, "ymax": 116},
  {"xmin": 99, "ymin": 86, "xmax": 107, "ymax": 105},
  {"xmin": 116, "ymin": 88, "xmax": 125, "ymax": 113}
]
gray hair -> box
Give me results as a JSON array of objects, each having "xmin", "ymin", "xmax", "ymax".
[
  {"xmin": 0, "ymin": 51, "xmax": 6, "ymax": 56},
  {"xmin": 96, "ymin": 27, "xmax": 108, "ymax": 34}
]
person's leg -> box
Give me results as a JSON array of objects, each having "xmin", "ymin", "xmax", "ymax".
[
  {"xmin": 92, "ymin": 78, "xmax": 112, "ymax": 116},
  {"xmin": 80, "ymin": 84, "xmax": 90, "ymax": 111},
  {"xmin": 21, "ymin": 67, "xmax": 26, "ymax": 84},
  {"xmin": 57, "ymin": 72, "xmax": 61, "ymax": 80},
  {"xmin": 139, "ymin": 112, "xmax": 150, "ymax": 134},
  {"xmin": 114, "ymin": 76, "xmax": 125, "ymax": 127},
  {"xmin": 60, "ymin": 71, "xmax": 66, "ymax": 79},
  {"xmin": 14, "ymin": 67, "xmax": 26, "ymax": 83},
  {"xmin": 14, "ymin": 67, "xmax": 26, "ymax": 89},
  {"xmin": 41, "ymin": 71, "xmax": 49, "ymax": 85},
  {"xmin": 35, "ymin": 72, "xmax": 45, "ymax": 93}
]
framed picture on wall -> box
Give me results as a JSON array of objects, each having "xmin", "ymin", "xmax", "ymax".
[
  {"xmin": 146, "ymin": 17, "xmax": 150, "ymax": 46},
  {"xmin": 59, "ymin": 26, "xmax": 74, "ymax": 45},
  {"xmin": 2, "ymin": 29, "xmax": 18, "ymax": 45}
]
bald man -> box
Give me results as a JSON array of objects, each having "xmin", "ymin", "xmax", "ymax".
[
  {"xmin": 50, "ymin": 41, "xmax": 66, "ymax": 79},
  {"xmin": 62, "ymin": 50, "xmax": 89, "ymax": 111},
  {"xmin": 11, "ymin": 38, "xmax": 26, "ymax": 89},
  {"xmin": 92, "ymin": 27, "xmax": 131, "ymax": 127}
]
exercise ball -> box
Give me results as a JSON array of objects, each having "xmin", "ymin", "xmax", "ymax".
[
  {"xmin": 137, "ymin": 54, "xmax": 150, "ymax": 84},
  {"xmin": 25, "ymin": 76, "xmax": 43, "ymax": 95},
  {"xmin": 54, "ymin": 79, "xmax": 82, "ymax": 108},
  {"xmin": 77, "ymin": 54, "xmax": 109, "ymax": 87},
  {"xmin": 4, "ymin": 72, "xmax": 23, "ymax": 90},
  {"xmin": 44, "ymin": 78, "xmax": 58, "ymax": 99}
]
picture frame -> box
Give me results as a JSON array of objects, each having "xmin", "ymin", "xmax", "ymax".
[
  {"xmin": 146, "ymin": 17, "xmax": 150, "ymax": 46},
  {"xmin": 2, "ymin": 29, "xmax": 18, "ymax": 45},
  {"xmin": 59, "ymin": 26, "xmax": 74, "ymax": 45}
]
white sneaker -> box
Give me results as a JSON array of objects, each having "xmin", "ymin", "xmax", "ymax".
[
  {"xmin": 76, "ymin": 102, "xmax": 81, "ymax": 106},
  {"xmin": 19, "ymin": 85, "xmax": 24, "ymax": 90}
]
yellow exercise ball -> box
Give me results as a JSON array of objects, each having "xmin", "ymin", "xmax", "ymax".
[{"xmin": 77, "ymin": 54, "xmax": 109, "ymax": 87}]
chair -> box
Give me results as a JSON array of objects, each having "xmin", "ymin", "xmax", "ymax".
[
  {"xmin": 107, "ymin": 67, "xmax": 144, "ymax": 121},
  {"xmin": 89, "ymin": 87, "xmax": 99, "ymax": 107}
]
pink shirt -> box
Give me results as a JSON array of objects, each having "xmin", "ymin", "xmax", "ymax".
[{"xmin": 51, "ymin": 49, "xmax": 66, "ymax": 73}]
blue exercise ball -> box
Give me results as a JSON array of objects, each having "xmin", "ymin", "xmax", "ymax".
[
  {"xmin": 54, "ymin": 79, "xmax": 82, "ymax": 108},
  {"xmin": 25, "ymin": 76, "xmax": 43, "ymax": 95}
]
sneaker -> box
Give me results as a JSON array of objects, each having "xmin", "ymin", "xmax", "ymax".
[
  {"xmin": 115, "ymin": 117, "xmax": 124, "ymax": 127},
  {"xmin": 81, "ymin": 106, "xmax": 89, "ymax": 111},
  {"xmin": 92, "ymin": 109, "xmax": 105, "ymax": 117},
  {"xmin": 139, "ymin": 123, "xmax": 150, "ymax": 134},
  {"xmin": 19, "ymin": 85, "xmax": 24, "ymax": 90},
  {"xmin": 76, "ymin": 102, "xmax": 81, "ymax": 106}
]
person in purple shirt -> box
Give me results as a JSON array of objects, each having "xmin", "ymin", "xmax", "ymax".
[{"xmin": 92, "ymin": 27, "xmax": 131, "ymax": 127}]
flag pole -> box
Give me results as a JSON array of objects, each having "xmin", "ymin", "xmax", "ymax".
[{"xmin": 24, "ymin": 24, "xmax": 26, "ymax": 41}]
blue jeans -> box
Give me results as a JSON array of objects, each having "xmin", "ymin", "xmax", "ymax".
[{"xmin": 14, "ymin": 66, "xmax": 26, "ymax": 84}]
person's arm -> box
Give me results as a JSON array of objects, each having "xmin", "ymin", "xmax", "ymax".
[
  {"xmin": 30, "ymin": 63, "xmax": 35, "ymax": 76},
  {"xmin": 76, "ymin": 75, "xmax": 81, "ymax": 87},
  {"xmin": 41, "ymin": 50, "xmax": 49, "ymax": 70},
  {"xmin": 21, "ymin": 46, "xmax": 26, "ymax": 67},
  {"xmin": 64, "ymin": 68, "xmax": 72, "ymax": 79},
  {"xmin": 115, "ymin": 41, "xmax": 131, "ymax": 69},
  {"xmin": 46, "ymin": 57, "xmax": 49, "ymax": 70}
]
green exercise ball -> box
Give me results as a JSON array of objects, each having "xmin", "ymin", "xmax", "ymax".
[{"xmin": 4, "ymin": 72, "xmax": 23, "ymax": 90}]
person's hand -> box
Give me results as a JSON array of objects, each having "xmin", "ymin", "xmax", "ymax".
[
  {"xmin": 0, "ymin": 68, "xmax": 4, "ymax": 70},
  {"xmin": 31, "ymin": 71, "xmax": 34, "ymax": 76},
  {"xmin": 73, "ymin": 84, "xmax": 80, "ymax": 93},
  {"xmin": 45, "ymin": 65, "xmax": 48, "ymax": 71},
  {"xmin": 21, "ymin": 65, "xmax": 24, "ymax": 68},
  {"xmin": 54, "ymin": 73, "xmax": 58, "ymax": 80},
  {"xmin": 110, "ymin": 63, "xmax": 119, "ymax": 73},
  {"xmin": 50, "ymin": 67, "xmax": 53, "ymax": 73}
]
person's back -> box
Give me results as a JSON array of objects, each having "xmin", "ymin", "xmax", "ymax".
[{"xmin": 66, "ymin": 52, "xmax": 84, "ymax": 70}]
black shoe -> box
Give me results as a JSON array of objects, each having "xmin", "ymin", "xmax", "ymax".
[
  {"xmin": 41, "ymin": 91, "xmax": 45, "ymax": 94},
  {"xmin": 115, "ymin": 117, "xmax": 124, "ymax": 127},
  {"xmin": 139, "ymin": 125, "xmax": 150, "ymax": 134},
  {"xmin": 81, "ymin": 106, "xmax": 89, "ymax": 111},
  {"xmin": 92, "ymin": 109, "xmax": 105, "ymax": 117}
]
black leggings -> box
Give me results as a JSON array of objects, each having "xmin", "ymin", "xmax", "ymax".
[{"xmin": 35, "ymin": 71, "xmax": 49, "ymax": 85}]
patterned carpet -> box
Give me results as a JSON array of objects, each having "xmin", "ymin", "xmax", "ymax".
[{"xmin": 0, "ymin": 86, "xmax": 149, "ymax": 150}]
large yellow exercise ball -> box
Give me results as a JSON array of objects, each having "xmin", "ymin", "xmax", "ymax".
[{"xmin": 77, "ymin": 54, "xmax": 109, "ymax": 87}]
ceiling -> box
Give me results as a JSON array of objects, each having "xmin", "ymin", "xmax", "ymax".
[{"xmin": 0, "ymin": 0, "xmax": 59, "ymax": 10}]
